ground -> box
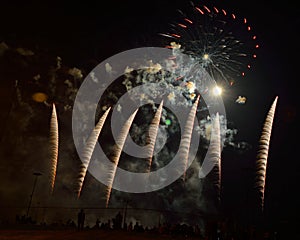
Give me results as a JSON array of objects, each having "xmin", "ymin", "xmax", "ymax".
[{"xmin": 0, "ymin": 229, "xmax": 202, "ymax": 240}]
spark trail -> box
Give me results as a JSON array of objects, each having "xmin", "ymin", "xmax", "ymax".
[
  {"xmin": 178, "ymin": 95, "xmax": 200, "ymax": 181},
  {"xmin": 105, "ymin": 109, "xmax": 138, "ymax": 208},
  {"xmin": 49, "ymin": 103, "xmax": 59, "ymax": 195},
  {"xmin": 208, "ymin": 112, "xmax": 221, "ymax": 204},
  {"xmin": 145, "ymin": 100, "xmax": 164, "ymax": 172},
  {"xmin": 255, "ymin": 96, "xmax": 278, "ymax": 212},
  {"xmin": 76, "ymin": 107, "xmax": 111, "ymax": 198}
]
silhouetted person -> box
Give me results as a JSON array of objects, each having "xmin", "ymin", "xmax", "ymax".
[
  {"xmin": 77, "ymin": 209, "xmax": 85, "ymax": 231},
  {"xmin": 128, "ymin": 221, "xmax": 133, "ymax": 232},
  {"xmin": 94, "ymin": 218, "xmax": 100, "ymax": 229},
  {"xmin": 114, "ymin": 211, "xmax": 123, "ymax": 230}
]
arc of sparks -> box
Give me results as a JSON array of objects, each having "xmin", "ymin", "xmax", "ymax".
[
  {"xmin": 208, "ymin": 112, "xmax": 222, "ymax": 203},
  {"xmin": 179, "ymin": 95, "xmax": 200, "ymax": 181},
  {"xmin": 49, "ymin": 103, "xmax": 59, "ymax": 195},
  {"xmin": 105, "ymin": 109, "xmax": 138, "ymax": 208},
  {"xmin": 145, "ymin": 100, "xmax": 164, "ymax": 172},
  {"xmin": 76, "ymin": 107, "xmax": 111, "ymax": 198},
  {"xmin": 255, "ymin": 96, "xmax": 278, "ymax": 212}
]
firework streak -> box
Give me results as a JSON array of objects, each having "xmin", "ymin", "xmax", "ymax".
[
  {"xmin": 145, "ymin": 100, "xmax": 164, "ymax": 172},
  {"xmin": 76, "ymin": 107, "xmax": 111, "ymax": 198},
  {"xmin": 208, "ymin": 112, "xmax": 221, "ymax": 203},
  {"xmin": 105, "ymin": 109, "xmax": 138, "ymax": 208},
  {"xmin": 179, "ymin": 95, "xmax": 200, "ymax": 181},
  {"xmin": 255, "ymin": 96, "xmax": 278, "ymax": 211},
  {"xmin": 49, "ymin": 104, "xmax": 59, "ymax": 195}
]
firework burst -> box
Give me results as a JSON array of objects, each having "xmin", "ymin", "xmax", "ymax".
[{"xmin": 160, "ymin": 1, "xmax": 259, "ymax": 86}]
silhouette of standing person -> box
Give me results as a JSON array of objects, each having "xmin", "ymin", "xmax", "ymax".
[{"xmin": 77, "ymin": 209, "xmax": 85, "ymax": 231}]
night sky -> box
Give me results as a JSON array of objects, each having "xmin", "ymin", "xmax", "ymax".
[{"xmin": 0, "ymin": 0, "xmax": 299, "ymax": 230}]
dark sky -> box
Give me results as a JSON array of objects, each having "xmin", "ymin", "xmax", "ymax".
[{"xmin": 0, "ymin": 0, "xmax": 299, "ymax": 228}]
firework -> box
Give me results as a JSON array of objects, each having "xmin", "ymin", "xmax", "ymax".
[
  {"xmin": 105, "ymin": 109, "xmax": 138, "ymax": 208},
  {"xmin": 255, "ymin": 96, "xmax": 278, "ymax": 211},
  {"xmin": 145, "ymin": 100, "xmax": 164, "ymax": 172},
  {"xmin": 76, "ymin": 107, "xmax": 111, "ymax": 198},
  {"xmin": 208, "ymin": 112, "xmax": 221, "ymax": 203},
  {"xmin": 179, "ymin": 95, "xmax": 200, "ymax": 181},
  {"xmin": 160, "ymin": 1, "xmax": 259, "ymax": 86},
  {"xmin": 49, "ymin": 103, "xmax": 59, "ymax": 195}
]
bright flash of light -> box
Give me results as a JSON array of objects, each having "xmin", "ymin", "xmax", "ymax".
[
  {"xmin": 212, "ymin": 86, "xmax": 222, "ymax": 96},
  {"xmin": 202, "ymin": 53, "xmax": 210, "ymax": 61}
]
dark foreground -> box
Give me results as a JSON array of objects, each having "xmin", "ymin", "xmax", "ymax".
[{"xmin": 0, "ymin": 229, "xmax": 201, "ymax": 240}]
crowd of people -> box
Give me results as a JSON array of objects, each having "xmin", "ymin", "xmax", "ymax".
[
  {"xmin": 73, "ymin": 210, "xmax": 281, "ymax": 239},
  {"xmin": 6, "ymin": 209, "xmax": 290, "ymax": 239}
]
